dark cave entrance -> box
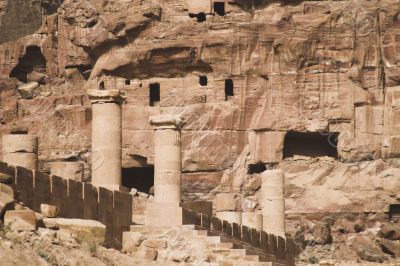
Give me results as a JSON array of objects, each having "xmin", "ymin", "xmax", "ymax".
[
  {"xmin": 225, "ymin": 79, "xmax": 234, "ymax": 100},
  {"xmin": 42, "ymin": 0, "xmax": 64, "ymax": 15},
  {"xmin": 98, "ymin": 81, "xmax": 105, "ymax": 90},
  {"xmin": 122, "ymin": 167, "xmax": 154, "ymax": 193},
  {"xmin": 189, "ymin": 12, "xmax": 206, "ymax": 22},
  {"xmin": 248, "ymin": 162, "xmax": 267, "ymax": 174},
  {"xmin": 10, "ymin": 46, "xmax": 46, "ymax": 83},
  {"xmin": 199, "ymin": 76, "xmax": 208, "ymax": 86},
  {"xmin": 149, "ymin": 83, "xmax": 160, "ymax": 106},
  {"xmin": 283, "ymin": 131, "xmax": 339, "ymax": 159},
  {"xmin": 389, "ymin": 204, "xmax": 400, "ymax": 221},
  {"xmin": 214, "ymin": 2, "xmax": 225, "ymax": 16}
]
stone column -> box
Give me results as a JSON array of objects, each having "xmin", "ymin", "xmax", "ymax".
[
  {"xmin": 145, "ymin": 115, "xmax": 185, "ymax": 227},
  {"xmin": 87, "ymin": 89, "xmax": 124, "ymax": 190},
  {"xmin": 261, "ymin": 169, "xmax": 285, "ymax": 236},
  {"xmin": 150, "ymin": 115, "xmax": 185, "ymax": 204},
  {"xmin": 241, "ymin": 199, "xmax": 262, "ymax": 230},
  {"xmin": 2, "ymin": 134, "xmax": 38, "ymax": 170},
  {"xmin": 50, "ymin": 161, "xmax": 84, "ymax": 181},
  {"xmin": 242, "ymin": 213, "xmax": 263, "ymax": 230}
]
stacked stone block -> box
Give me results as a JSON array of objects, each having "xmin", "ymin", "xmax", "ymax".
[
  {"xmin": 2, "ymin": 134, "xmax": 38, "ymax": 170},
  {"xmin": 215, "ymin": 192, "xmax": 242, "ymax": 224}
]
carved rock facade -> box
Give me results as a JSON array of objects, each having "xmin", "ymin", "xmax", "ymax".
[{"xmin": 0, "ymin": 0, "xmax": 400, "ymax": 227}]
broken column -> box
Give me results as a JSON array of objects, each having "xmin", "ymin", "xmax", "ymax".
[
  {"xmin": 145, "ymin": 115, "xmax": 185, "ymax": 227},
  {"xmin": 241, "ymin": 199, "xmax": 263, "ymax": 230},
  {"xmin": 215, "ymin": 193, "xmax": 242, "ymax": 224},
  {"xmin": 261, "ymin": 169, "xmax": 285, "ymax": 236},
  {"xmin": 2, "ymin": 134, "xmax": 38, "ymax": 170},
  {"xmin": 50, "ymin": 161, "xmax": 84, "ymax": 181},
  {"xmin": 242, "ymin": 212, "xmax": 263, "ymax": 230},
  {"xmin": 242, "ymin": 198, "xmax": 263, "ymax": 231},
  {"xmin": 87, "ymin": 89, "xmax": 124, "ymax": 190}
]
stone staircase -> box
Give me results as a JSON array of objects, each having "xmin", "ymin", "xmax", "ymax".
[
  {"xmin": 182, "ymin": 224, "xmax": 288, "ymax": 265},
  {"xmin": 129, "ymin": 199, "xmax": 298, "ymax": 265},
  {"xmin": 128, "ymin": 224, "xmax": 293, "ymax": 265}
]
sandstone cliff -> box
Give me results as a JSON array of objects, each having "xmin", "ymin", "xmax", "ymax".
[{"xmin": 1, "ymin": 1, "xmax": 400, "ymax": 263}]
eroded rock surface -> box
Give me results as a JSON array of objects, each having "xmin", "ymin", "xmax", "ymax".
[{"xmin": 1, "ymin": 0, "xmax": 400, "ymax": 264}]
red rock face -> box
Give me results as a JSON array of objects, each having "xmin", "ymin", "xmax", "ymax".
[
  {"xmin": 0, "ymin": 0, "xmax": 42, "ymax": 44},
  {"xmin": 0, "ymin": 0, "xmax": 400, "ymax": 214}
]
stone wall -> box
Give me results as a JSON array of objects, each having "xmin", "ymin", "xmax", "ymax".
[{"xmin": 0, "ymin": 161, "xmax": 132, "ymax": 249}]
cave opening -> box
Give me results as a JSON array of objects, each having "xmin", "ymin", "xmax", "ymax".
[
  {"xmin": 189, "ymin": 13, "xmax": 206, "ymax": 22},
  {"xmin": 149, "ymin": 83, "xmax": 160, "ymax": 106},
  {"xmin": 42, "ymin": 0, "xmax": 64, "ymax": 15},
  {"xmin": 10, "ymin": 46, "xmax": 46, "ymax": 83},
  {"xmin": 199, "ymin": 76, "xmax": 208, "ymax": 86},
  {"xmin": 214, "ymin": 2, "xmax": 225, "ymax": 16},
  {"xmin": 74, "ymin": 64, "xmax": 92, "ymax": 80},
  {"xmin": 225, "ymin": 79, "xmax": 234, "ymax": 100},
  {"xmin": 248, "ymin": 162, "xmax": 267, "ymax": 174},
  {"xmin": 283, "ymin": 131, "xmax": 339, "ymax": 159},
  {"xmin": 98, "ymin": 81, "xmax": 105, "ymax": 90},
  {"xmin": 87, "ymin": 20, "xmax": 97, "ymax": 28},
  {"xmin": 122, "ymin": 167, "xmax": 154, "ymax": 194},
  {"xmin": 389, "ymin": 204, "xmax": 400, "ymax": 221}
]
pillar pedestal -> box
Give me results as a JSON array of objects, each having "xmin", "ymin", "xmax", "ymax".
[
  {"xmin": 261, "ymin": 169, "xmax": 286, "ymax": 237},
  {"xmin": 145, "ymin": 115, "xmax": 185, "ymax": 227},
  {"xmin": 88, "ymin": 89, "xmax": 124, "ymax": 190},
  {"xmin": 2, "ymin": 134, "xmax": 38, "ymax": 170}
]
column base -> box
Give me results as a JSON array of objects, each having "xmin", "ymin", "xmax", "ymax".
[{"xmin": 145, "ymin": 202, "xmax": 183, "ymax": 227}]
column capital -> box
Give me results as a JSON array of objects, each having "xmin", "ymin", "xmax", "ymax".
[
  {"xmin": 149, "ymin": 115, "xmax": 185, "ymax": 129},
  {"xmin": 87, "ymin": 89, "xmax": 125, "ymax": 104}
]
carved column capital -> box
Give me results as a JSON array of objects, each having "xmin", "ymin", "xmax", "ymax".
[
  {"xmin": 149, "ymin": 115, "xmax": 186, "ymax": 130},
  {"xmin": 87, "ymin": 89, "xmax": 125, "ymax": 104}
]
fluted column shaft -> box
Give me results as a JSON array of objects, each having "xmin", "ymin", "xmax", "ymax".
[
  {"xmin": 88, "ymin": 89, "xmax": 124, "ymax": 188},
  {"xmin": 150, "ymin": 115, "xmax": 185, "ymax": 204}
]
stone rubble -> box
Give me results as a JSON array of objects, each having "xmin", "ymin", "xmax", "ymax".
[{"xmin": 40, "ymin": 204, "xmax": 59, "ymax": 218}]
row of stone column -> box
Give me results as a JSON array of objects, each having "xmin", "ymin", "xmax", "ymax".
[
  {"xmin": 87, "ymin": 89, "xmax": 186, "ymax": 225},
  {"xmin": 215, "ymin": 170, "xmax": 285, "ymax": 236},
  {"xmin": 87, "ymin": 89, "xmax": 185, "ymax": 201},
  {"xmin": 3, "ymin": 87, "xmax": 285, "ymax": 234}
]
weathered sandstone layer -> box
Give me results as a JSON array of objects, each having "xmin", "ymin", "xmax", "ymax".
[{"xmin": 1, "ymin": 3, "xmax": 400, "ymax": 262}]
